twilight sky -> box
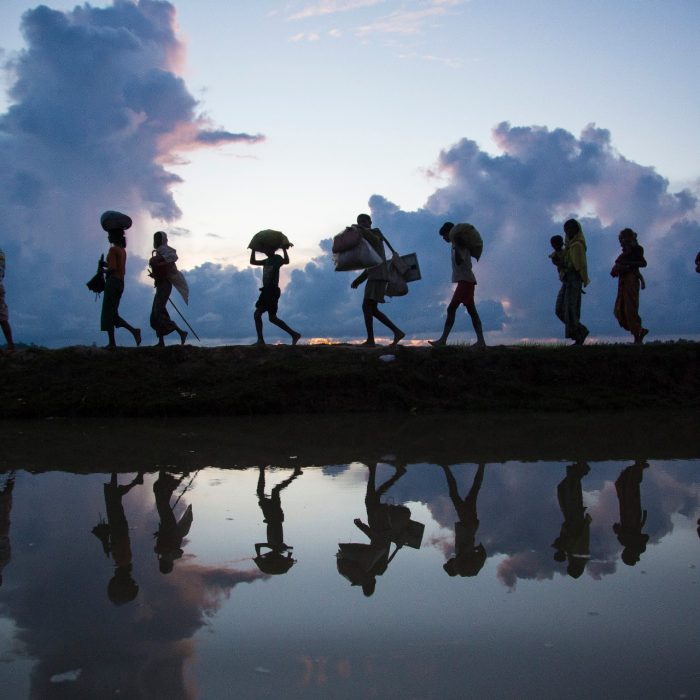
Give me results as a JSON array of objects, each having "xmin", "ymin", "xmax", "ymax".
[{"xmin": 0, "ymin": 0, "xmax": 698, "ymax": 346}]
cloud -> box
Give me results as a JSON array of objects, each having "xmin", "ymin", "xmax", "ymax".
[
  {"xmin": 0, "ymin": 1, "xmax": 262, "ymax": 346},
  {"xmin": 289, "ymin": 0, "xmax": 387, "ymax": 21}
]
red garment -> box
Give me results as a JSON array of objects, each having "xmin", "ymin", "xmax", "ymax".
[{"xmin": 451, "ymin": 280, "xmax": 475, "ymax": 306}]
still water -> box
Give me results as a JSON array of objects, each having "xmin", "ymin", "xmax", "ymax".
[{"xmin": 0, "ymin": 414, "xmax": 698, "ymax": 699}]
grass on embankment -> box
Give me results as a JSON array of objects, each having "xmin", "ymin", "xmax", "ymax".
[{"xmin": 0, "ymin": 341, "xmax": 698, "ymax": 418}]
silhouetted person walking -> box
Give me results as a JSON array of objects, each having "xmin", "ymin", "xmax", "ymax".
[
  {"xmin": 552, "ymin": 462, "xmax": 591, "ymax": 578},
  {"xmin": 441, "ymin": 464, "xmax": 487, "ymax": 577},
  {"xmin": 430, "ymin": 222, "xmax": 485, "ymax": 347},
  {"xmin": 153, "ymin": 470, "xmax": 193, "ymax": 574},
  {"xmin": 149, "ymin": 231, "xmax": 188, "ymax": 346},
  {"xmin": 613, "ymin": 460, "xmax": 650, "ymax": 566},
  {"xmin": 251, "ymin": 245, "xmax": 301, "ymax": 346},
  {"xmin": 556, "ymin": 218, "xmax": 590, "ymax": 345},
  {"xmin": 101, "ymin": 228, "xmax": 141, "ymax": 348},
  {"xmin": 254, "ymin": 466, "xmax": 303, "ymax": 575},
  {"xmin": 350, "ymin": 214, "xmax": 405, "ymax": 347},
  {"xmin": 92, "ymin": 472, "xmax": 144, "ymax": 604},
  {"xmin": 611, "ymin": 228, "xmax": 648, "ymax": 343},
  {"xmin": 0, "ymin": 247, "xmax": 15, "ymax": 350}
]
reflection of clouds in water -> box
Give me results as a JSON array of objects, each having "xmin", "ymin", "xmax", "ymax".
[{"xmin": 0, "ymin": 474, "xmax": 265, "ymax": 698}]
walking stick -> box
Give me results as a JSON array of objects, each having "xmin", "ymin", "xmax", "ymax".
[
  {"xmin": 172, "ymin": 469, "xmax": 201, "ymax": 509},
  {"xmin": 168, "ymin": 299, "xmax": 201, "ymax": 342}
]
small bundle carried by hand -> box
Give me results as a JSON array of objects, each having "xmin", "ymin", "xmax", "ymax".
[
  {"xmin": 449, "ymin": 223, "xmax": 483, "ymax": 260},
  {"xmin": 248, "ymin": 229, "xmax": 293, "ymax": 252},
  {"xmin": 100, "ymin": 210, "xmax": 132, "ymax": 231},
  {"xmin": 86, "ymin": 254, "xmax": 105, "ymax": 296}
]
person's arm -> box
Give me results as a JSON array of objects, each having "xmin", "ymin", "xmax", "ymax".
[
  {"xmin": 281, "ymin": 249, "xmax": 289, "ymax": 265},
  {"xmin": 353, "ymin": 518, "xmax": 372, "ymax": 538},
  {"xmin": 351, "ymin": 270, "xmax": 368, "ymax": 288},
  {"xmin": 250, "ymin": 250, "xmax": 265, "ymax": 266}
]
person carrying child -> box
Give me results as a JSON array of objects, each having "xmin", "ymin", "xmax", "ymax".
[
  {"xmin": 429, "ymin": 222, "xmax": 486, "ymax": 348},
  {"xmin": 251, "ymin": 244, "xmax": 301, "ymax": 346},
  {"xmin": 610, "ymin": 227, "xmax": 648, "ymax": 344},
  {"xmin": 556, "ymin": 218, "xmax": 589, "ymax": 345}
]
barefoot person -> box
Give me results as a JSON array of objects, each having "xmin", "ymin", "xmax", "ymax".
[
  {"xmin": 350, "ymin": 213, "xmax": 405, "ymax": 347},
  {"xmin": 556, "ymin": 218, "xmax": 590, "ymax": 345},
  {"xmin": 101, "ymin": 228, "xmax": 141, "ymax": 348},
  {"xmin": 149, "ymin": 231, "xmax": 188, "ymax": 346},
  {"xmin": 0, "ymin": 246, "xmax": 15, "ymax": 350},
  {"xmin": 611, "ymin": 228, "xmax": 648, "ymax": 344},
  {"xmin": 251, "ymin": 245, "xmax": 301, "ymax": 346},
  {"xmin": 430, "ymin": 222, "xmax": 485, "ymax": 348}
]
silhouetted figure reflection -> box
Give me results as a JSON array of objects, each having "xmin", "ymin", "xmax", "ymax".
[
  {"xmin": 552, "ymin": 462, "xmax": 591, "ymax": 578},
  {"xmin": 153, "ymin": 470, "xmax": 193, "ymax": 574},
  {"xmin": 613, "ymin": 460, "xmax": 650, "ymax": 566},
  {"xmin": 92, "ymin": 472, "xmax": 143, "ymax": 604},
  {"xmin": 442, "ymin": 464, "xmax": 487, "ymax": 578},
  {"xmin": 337, "ymin": 463, "xmax": 419, "ymax": 596},
  {"xmin": 254, "ymin": 466, "xmax": 303, "ymax": 575},
  {"xmin": 0, "ymin": 471, "xmax": 15, "ymax": 588}
]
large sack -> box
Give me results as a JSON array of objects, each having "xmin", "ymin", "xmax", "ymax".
[
  {"xmin": 334, "ymin": 238, "xmax": 383, "ymax": 272},
  {"xmin": 449, "ymin": 223, "xmax": 483, "ymax": 260},
  {"xmin": 248, "ymin": 229, "xmax": 293, "ymax": 252},
  {"xmin": 332, "ymin": 226, "xmax": 363, "ymax": 254},
  {"xmin": 100, "ymin": 210, "xmax": 132, "ymax": 231}
]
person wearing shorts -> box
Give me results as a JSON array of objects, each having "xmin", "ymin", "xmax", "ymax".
[
  {"xmin": 250, "ymin": 245, "xmax": 301, "ymax": 346},
  {"xmin": 430, "ymin": 222, "xmax": 486, "ymax": 347}
]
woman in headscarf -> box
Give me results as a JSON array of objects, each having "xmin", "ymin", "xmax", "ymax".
[
  {"xmin": 101, "ymin": 228, "xmax": 141, "ymax": 348},
  {"xmin": 611, "ymin": 228, "xmax": 648, "ymax": 343},
  {"xmin": 555, "ymin": 218, "xmax": 590, "ymax": 345},
  {"xmin": 149, "ymin": 231, "xmax": 188, "ymax": 346}
]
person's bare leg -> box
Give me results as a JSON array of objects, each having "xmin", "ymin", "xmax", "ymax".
[
  {"xmin": 371, "ymin": 305, "xmax": 404, "ymax": 346},
  {"xmin": 253, "ymin": 309, "xmax": 265, "ymax": 345},
  {"xmin": 269, "ymin": 314, "xmax": 301, "ymax": 345},
  {"xmin": 466, "ymin": 302, "xmax": 486, "ymax": 347},
  {"xmin": 430, "ymin": 303, "xmax": 457, "ymax": 346},
  {"xmin": 361, "ymin": 299, "xmax": 376, "ymax": 346},
  {"xmin": 1, "ymin": 320, "xmax": 14, "ymax": 350}
]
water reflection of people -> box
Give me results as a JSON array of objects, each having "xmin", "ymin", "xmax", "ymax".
[
  {"xmin": 254, "ymin": 466, "xmax": 303, "ymax": 575},
  {"xmin": 552, "ymin": 462, "xmax": 591, "ymax": 578},
  {"xmin": 442, "ymin": 464, "xmax": 487, "ymax": 578},
  {"xmin": 613, "ymin": 460, "xmax": 650, "ymax": 566},
  {"xmin": 337, "ymin": 463, "xmax": 414, "ymax": 596},
  {"xmin": 153, "ymin": 470, "xmax": 193, "ymax": 574},
  {"xmin": 0, "ymin": 471, "xmax": 15, "ymax": 587},
  {"xmin": 91, "ymin": 472, "xmax": 143, "ymax": 604}
]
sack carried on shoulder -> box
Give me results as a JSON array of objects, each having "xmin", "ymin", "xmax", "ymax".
[
  {"xmin": 332, "ymin": 226, "xmax": 363, "ymax": 254},
  {"xmin": 449, "ymin": 223, "xmax": 483, "ymax": 260},
  {"xmin": 333, "ymin": 237, "xmax": 383, "ymax": 272}
]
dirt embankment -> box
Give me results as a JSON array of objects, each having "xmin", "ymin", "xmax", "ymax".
[{"xmin": 1, "ymin": 341, "xmax": 698, "ymax": 418}]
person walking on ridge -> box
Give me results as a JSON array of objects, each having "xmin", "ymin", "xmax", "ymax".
[
  {"xmin": 611, "ymin": 227, "xmax": 648, "ymax": 344},
  {"xmin": 556, "ymin": 218, "xmax": 589, "ymax": 345},
  {"xmin": 350, "ymin": 213, "xmax": 405, "ymax": 347},
  {"xmin": 430, "ymin": 222, "xmax": 486, "ymax": 348},
  {"xmin": 251, "ymin": 245, "xmax": 301, "ymax": 346}
]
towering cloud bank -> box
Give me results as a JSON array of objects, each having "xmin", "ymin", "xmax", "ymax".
[{"xmin": 0, "ymin": 0, "xmax": 261, "ymax": 345}]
